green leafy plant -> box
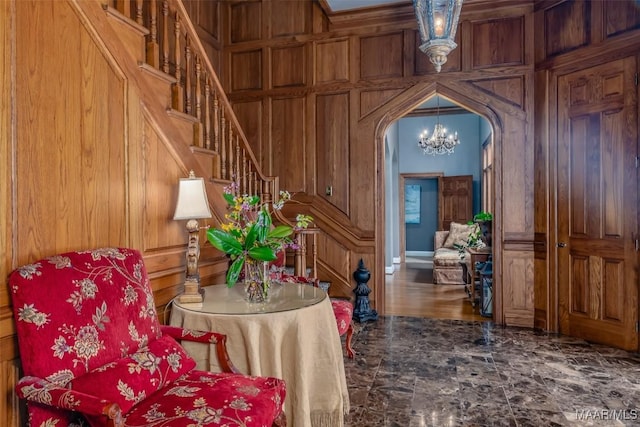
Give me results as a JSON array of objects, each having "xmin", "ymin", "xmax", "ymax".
[
  {"xmin": 206, "ymin": 183, "xmax": 312, "ymax": 288},
  {"xmin": 473, "ymin": 211, "xmax": 493, "ymax": 222},
  {"xmin": 454, "ymin": 221, "xmax": 484, "ymax": 259}
]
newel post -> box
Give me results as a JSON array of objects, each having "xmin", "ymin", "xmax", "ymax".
[{"xmin": 352, "ymin": 259, "xmax": 378, "ymax": 322}]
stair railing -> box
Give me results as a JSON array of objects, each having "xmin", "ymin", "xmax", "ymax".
[{"xmin": 107, "ymin": 0, "xmax": 319, "ymax": 282}]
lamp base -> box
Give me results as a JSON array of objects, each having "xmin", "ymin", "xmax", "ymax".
[{"xmin": 178, "ymin": 279, "xmax": 204, "ymax": 304}]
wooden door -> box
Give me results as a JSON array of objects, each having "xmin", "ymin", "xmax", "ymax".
[
  {"xmin": 438, "ymin": 175, "xmax": 473, "ymax": 231},
  {"xmin": 557, "ymin": 57, "xmax": 638, "ymax": 351}
]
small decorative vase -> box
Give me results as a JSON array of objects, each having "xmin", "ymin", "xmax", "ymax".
[{"xmin": 243, "ymin": 258, "xmax": 271, "ymax": 303}]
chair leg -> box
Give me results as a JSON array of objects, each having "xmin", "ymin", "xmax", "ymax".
[{"xmin": 345, "ymin": 321, "xmax": 355, "ymax": 358}]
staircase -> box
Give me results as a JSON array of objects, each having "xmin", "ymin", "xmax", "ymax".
[{"xmin": 75, "ymin": 0, "xmax": 319, "ymax": 282}]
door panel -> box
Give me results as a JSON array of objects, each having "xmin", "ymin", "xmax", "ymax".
[
  {"xmin": 438, "ymin": 175, "xmax": 473, "ymax": 231},
  {"xmin": 557, "ymin": 57, "xmax": 638, "ymax": 350}
]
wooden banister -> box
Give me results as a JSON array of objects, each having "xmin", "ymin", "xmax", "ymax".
[{"xmin": 103, "ymin": 0, "xmax": 317, "ymax": 280}]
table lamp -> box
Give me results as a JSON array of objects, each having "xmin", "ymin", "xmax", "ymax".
[{"xmin": 173, "ymin": 170, "xmax": 212, "ymax": 303}]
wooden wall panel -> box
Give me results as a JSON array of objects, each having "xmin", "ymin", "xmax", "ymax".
[
  {"xmin": 318, "ymin": 233, "xmax": 351, "ymax": 279},
  {"xmin": 316, "ymin": 93, "xmax": 350, "ymax": 215},
  {"xmin": 471, "ymin": 77, "xmax": 524, "ymax": 109},
  {"xmin": 230, "ymin": 2, "xmax": 262, "ymax": 43},
  {"xmin": 359, "ymin": 32, "xmax": 404, "ymax": 80},
  {"xmin": 471, "ymin": 17, "xmax": 524, "ymax": 68},
  {"xmin": 269, "ymin": 0, "xmax": 309, "ymax": 38},
  {"xmin": 0, "ymin": 0, "xmax": 12, "ymax": 310},
  {"xmin": 15, "ymin": 0, "xmax": 127, "ymax": 264},
  {"xmin": 231, "ymin": 50, "xmax": 262, "ymax": 91},
  {"xmin": 192, "ymin": 0, "xmax": 220, "ymax": 43},
  {"xmin": 360, "ymin": 89, "xmax": 404, "ymax": 118},
  {"xmin": 605, "ymin": 0, "xmax": 640, "ymax": 38},
  {"xmin": 533, "ymin": 68, "xmax": 551, "ymax": 331},
  {"xmin": 185, "ymin": 0, "xmax": 222, "ymax": 73},
  {"xmin": 501, "ymin": 118, "xmax": 533, "ymax": 237},
  {"xmin": 272, "ymin": 97, "xmax": 307, "ymax": 192},
  {"xmin": 544, "ymin": 0, "xmax": 589, "ymax": 57},
  {"xmin": 2, "ymin": 1, "xmax": 19, "ymax": 423},
  {"xmin": 232, "ymin": 100, "xmax": 265, "ymax": 171},
  {"xmin": 142, "ymin": 121, "xmax": 187, "ymax": 251},
  {"xmin": 502, "ymin": 251, "xmax": 534, "ymax": 326},
  {"xmin": 272, "ymin": 45, "xmax": 306, "ymax": 88},
  {"xmin": 315, "ymin": 39, "xmax": 350, "ymax": 84}
]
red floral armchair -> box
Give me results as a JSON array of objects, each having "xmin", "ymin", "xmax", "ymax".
[
  {"xmin": 9, "ymin": 247, "xmax": 286, "ymax": 427},
  {"xmin": 270, "ymin": 252, "xmax": 355, "ymax": 359}
]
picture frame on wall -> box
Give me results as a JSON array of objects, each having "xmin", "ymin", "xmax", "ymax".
[{"xmin": 405, "ymin": 184, "xmax": 421, "ymax": 224}]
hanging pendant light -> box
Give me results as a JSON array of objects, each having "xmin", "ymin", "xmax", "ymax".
[
  {"xmin": 413, "ymin": 0, "xmax": 464, "ymax": 72},
  {"xmin": 417, "ymin": 96, "xmax": 460, "ymax": 155}
]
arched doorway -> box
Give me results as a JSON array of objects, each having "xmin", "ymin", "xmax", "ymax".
[
  {"xmin": 385, "ymin": 94, "xmax": 492, "ymax": 319},
  {"xmin": 374, "ymin": 83, "xmax": 504, "ymax": 321}
]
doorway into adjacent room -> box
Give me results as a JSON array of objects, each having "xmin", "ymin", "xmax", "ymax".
[{"xmin": 384, "ymin": 94, "xmax": 493, "ymax": 321}]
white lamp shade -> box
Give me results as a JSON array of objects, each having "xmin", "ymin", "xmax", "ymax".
[{"xmin": 173, "ymin": 172, "xmax": 212, "ymax": 220}]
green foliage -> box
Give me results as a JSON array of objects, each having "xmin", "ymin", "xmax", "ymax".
[
  {"xmin": 207, "ymin": 186, "xmax": 312, "ymax": 288},
  {"xmin": 473, "ymin": 211, "xmax": 493, "ymax": 222}
]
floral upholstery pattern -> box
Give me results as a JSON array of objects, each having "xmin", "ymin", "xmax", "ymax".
[
  {"xmin": 10, "ymin": 247, "xmax": 286, "ymax": 427},
  {"xmin": 330, "ymin": 300, "xmax": 353, "ymax": 336},
  {"xmin": 70, "ymin": 335, "xmax": 196, "ymax": 414}
]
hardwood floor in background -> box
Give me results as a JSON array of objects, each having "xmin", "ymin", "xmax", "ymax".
[{"xmin": 385, "ymin": 257, "xmax": 489, "ymax": 322}]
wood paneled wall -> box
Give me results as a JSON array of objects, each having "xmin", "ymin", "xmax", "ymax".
[
  {"xmin": 1, "ymin": 1, "xmax": 227, "ymax": 424},
  {"xmin": 533, "ymin": 0, "xmax": 640, "ymax": 332},
  {"xmin": 223, "ymin": 0, "xmax": 537, "ymax": 323}
]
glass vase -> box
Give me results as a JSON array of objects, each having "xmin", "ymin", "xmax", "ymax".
[{"xmin": 243, "ymin": 258, "xmax": 271, "ymax": 303}]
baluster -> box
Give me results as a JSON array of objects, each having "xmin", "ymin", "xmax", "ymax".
[
  {"xmin": 173, "ymin": 13, "xmax": 183, "ymax": 111},
  {"xmin": 213, "ymin": 94, "xmax": 220, "ymax": 152},
  {"xmin": 184, "ymin": 36, "xmax": 192, "ymax": 115},
  {"xmin": 244, "ymin": 161, "xmax": 252, "ymax": 194},
  {"xmin": 204, "ymin": 76, "xmax": 211, "ymax": 150},
  {"xmin": 237, "ymin": 146, "xmax": 246, "ymax": 194},
  {"xmin": 310, "ymin": 232, "xmax": 318, "ymax": 278},
  {"xmin": 253, "ymin": 172, "xmax": 259, "ymax": 199},
  {"xmin": 135, "ymin": 0, "xmax": 143, "ymax": 25},
  {"xmin": 220, "ymin": 114, "xmax": 227, "ymax": 179},
  {"xmin": 146, "ymin": 0, "xmax": 159, "ymax": 67},
  {"xmin": 195, "ymin": 55, "xmax": 202, "ymax": 125},
  {"xmin": 248, "ymin": 172, "xmax": 258, "ymax": 203},
  {"xmin": 295, "ymin": 233, "xmax": 307, "ymax": 277},
  {"xmin": 228, "ymin": 128, "xmax": 235, "ymax": 181},
  {"xmin": 235, "ymin": 136, "xmax": 241, "ymax": 189},
  {"xmin": 248, "ymin": 164, "xmax": 253, "ymax": 196},
  {"xmin": 261, "ymin": 179, "xmax": 272, "ymax": 208},
  {"xmin": 162, "ymin": 0, "xmax": 169, "ymax": 73}
]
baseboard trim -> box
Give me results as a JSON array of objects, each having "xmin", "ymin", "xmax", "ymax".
[
  {"xmin": 385, "ymin": 265, "xmax": 395, "ymax": 275},
  {"xmin": 406, "ymin": 251, "xmax": 434, "ymax": 257},
  {"xmin": 392, "ymin": 256, "xmax": 401, "ymax": 264}
]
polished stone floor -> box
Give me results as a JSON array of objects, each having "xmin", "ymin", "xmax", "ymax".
[{"xmin": 342, "ymin": 316, "xmax": 640, "ymax": 427}]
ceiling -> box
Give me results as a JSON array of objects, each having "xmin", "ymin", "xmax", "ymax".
[{"xmin": 323, "ymin": 0, "xmax": 409, "ymax": 12}]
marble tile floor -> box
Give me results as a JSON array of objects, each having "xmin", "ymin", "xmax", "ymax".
[{"xmin": 342, "ymin": 316, "xmax": 640, "ymax": 427}]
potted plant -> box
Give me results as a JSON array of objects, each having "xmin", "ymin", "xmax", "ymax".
[
  {"xmin": 207, "ymin": 183, "xmax": 312, "ymax": 302},
  {"xmin": 473, "ymin": 211, "xmax": 493, "ymax": 247}
]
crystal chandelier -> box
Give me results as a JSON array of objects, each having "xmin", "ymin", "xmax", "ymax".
[
  {"xmin": 417, "ymin": 97, "xmax": 460, "ymax": 155},
  {"xmin": 413, "ymin": 0, "xmax": 464, "ymax": 72}
]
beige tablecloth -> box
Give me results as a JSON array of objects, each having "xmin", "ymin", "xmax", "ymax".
[{"xmin": 170, "ymin": 287, "xmax": 350, "ymax": 427}]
